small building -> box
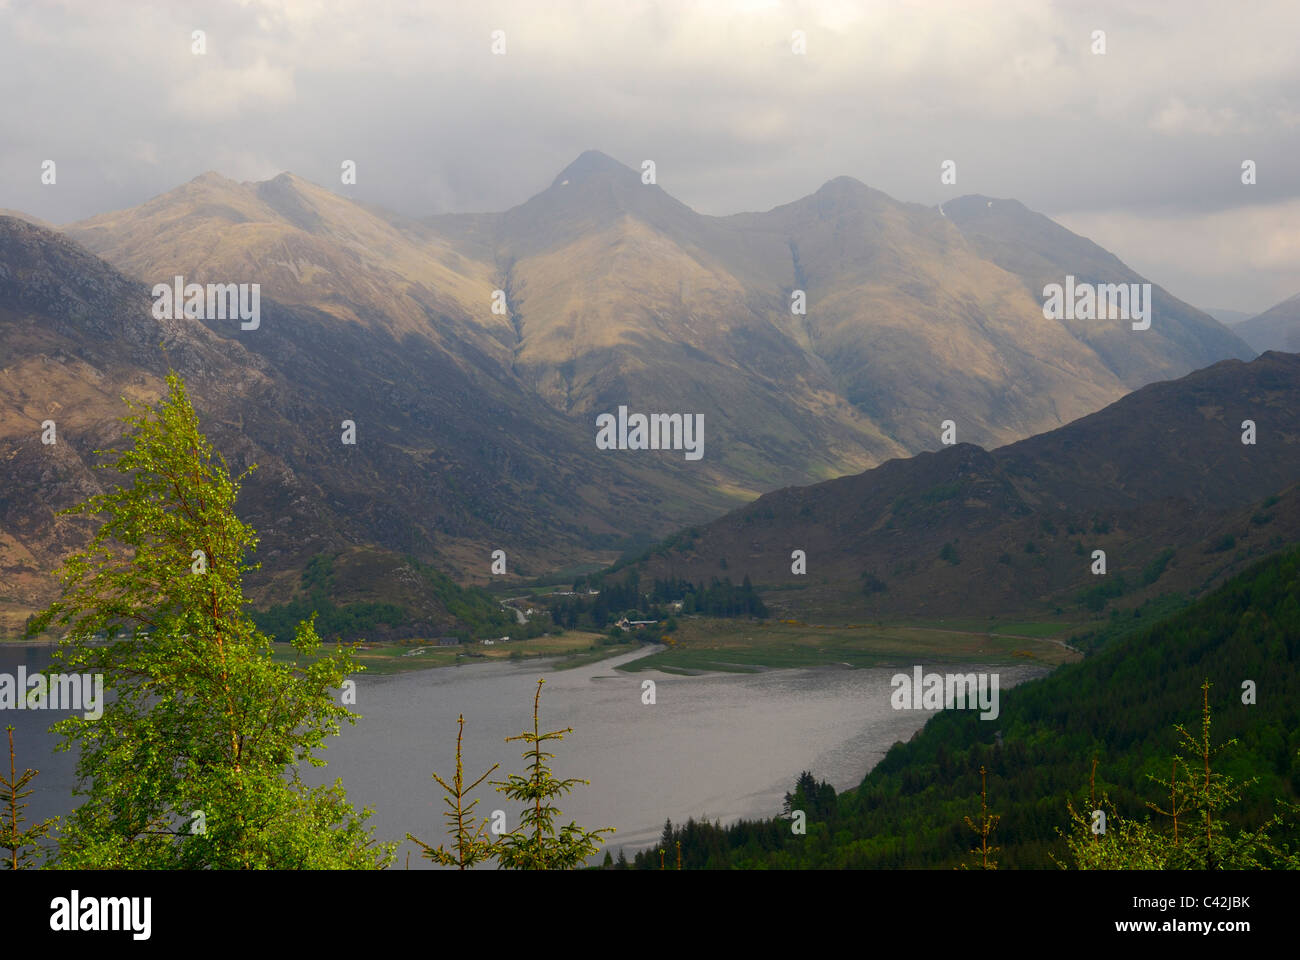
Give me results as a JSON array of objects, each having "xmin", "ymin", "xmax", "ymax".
[
  {"xmin": 480, "ymin": 638, "xmax": 495, "ymax": 646},
  {"xmin": 615, "ymin": 618, "xmax": 659, "ymax": 631},
  {"xmin": 436, "ymin": 636, "xmax": 459, "ymax": 647}
]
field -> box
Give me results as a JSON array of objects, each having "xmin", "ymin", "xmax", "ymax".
[
  {"xmin": 615, "ymin": 617, "xmax": 1081, "ymax": 675},
  {"xmin": 899, "ymin": 618, "xmax": 1077, "ymax": 638},
  {"xmin": 269, "ymin": 630, "xmax": 635, "ymax": 676},
  {"xmin": 23, "ymin": 618, "xmax": 1082, "ymax": 678}
]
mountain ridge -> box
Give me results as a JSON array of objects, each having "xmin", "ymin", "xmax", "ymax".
[
  {"xmin": 0, "ymin": 152, "xmax": 1263, "ymax": 634},
  {"xmin": 59, "ymin": 156, "xmax": 1254, "ymax": 457},
  {"xmin": 1234, "ymin": 291, "xmax": 1300, "ymax": 354},
  {"xmin": 620, "ymin": 350, "xmax": 1300, "ymax": 621}
]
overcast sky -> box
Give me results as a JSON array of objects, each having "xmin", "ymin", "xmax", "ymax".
[{"xmin": 1, "ymin": 0, "xmax": 1297, "ymax": 313}]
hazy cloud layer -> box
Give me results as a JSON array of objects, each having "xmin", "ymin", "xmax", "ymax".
[{"xmin": 1, "ymin": 0, "xmax": 1296, "ymax": 311}]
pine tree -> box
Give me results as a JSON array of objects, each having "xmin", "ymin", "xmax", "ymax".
[
  {"xmin": 1146, "ymin": 757, "xmax": 1192, "ymax": 850},
  {"xmin": 26, "ymin": 372, "xmax": 393, "ymax": 868},
  {"xmin": 491, "ymin": 678, "xmax": 612, "ymax": 869},
  {"xmin": 1162, "ymin": 680, "xmax": 1276, "ymax": 869},
  {"xmin": 962, "ymin": 765, "xmax": 999, "ymax": 869},
  {"xmin": 2, "ymin": 727, "xmax": 55, "ymax": 869},
  {"xmin": 407, "ymin": 714, "xmax": 499, "ymax": 869}
]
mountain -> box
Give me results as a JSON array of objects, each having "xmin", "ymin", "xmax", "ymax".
[
  {"xmin": 620, "ymin": 351, "xmax": 1300, "ymax": 621},
  {"xmin": 63, "ymin": 153, "xmax": 1253, "ymax": 494},
  {"xmin": 941, "ymin": 195, "xmax": 1256, "ymax": 384},
  {"xmin": 65, "ymin": 170, "xmax": 516, "ymax": 359},
  {"xmin": 435, "ymin": 153, "xmax": 906, "ymax": 489},
  {"xmin": 1234, "ymin": 292, "xmax": 1300, "ymax": 354},
  {"xmin": 709, "ymin": 178, "xmax": 1126, "ymax": 452},
  {"xmin": 445, "ymin": 156, "xmax": 1253, "ymax": 461},
  {"xmin": 1, "ymin": 214, "xmax": 282, "ymax": 634},
  {"xmin": 0, "ymin": 209, "xmax": 53, "ymax": 230},
  {"xmin": 0, "ymin": 215, "xmax": 719, "ymax": 636}
]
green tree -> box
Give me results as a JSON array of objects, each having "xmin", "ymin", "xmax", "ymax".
[
  {"xmin": 2, "ymin": 727, "xmax": 55, "ymax": 869},
  {"xmin": 1157, "ymin": 680, "xmax": 1286, "ymax": 869},
  {"xmin": 492, "ymin": 678, "xmax": 613, "ymax": 869},
  {"xmin": 1057, "ymin": 794, "xmax": 1169, "ymax": 870},
  {"xmin": 407, "ymin": 714, "xmax": 499, "ymax": 869},
  {"xmin": 962, "ymin": 765, "xmax": 999, "ymax": 869},
  {"xmin": 1057, "ymin": 682, "xmax": 1300, "ymax": 870},
  {"xmin": 783, "ymin": 770, "xmax": 837, "ymax": 822},
  {"xmin": 26, "ymin": 372, "xmax": 393, "ymax": 869},
  {"xmin": 1054, "ymin": 756, "xmax": 1169, "ymax": 870}
]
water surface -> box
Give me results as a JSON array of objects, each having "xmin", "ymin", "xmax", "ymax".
[{"xmin": 0, "ymin": 644, "xmax": 1047, "ymax": 865}]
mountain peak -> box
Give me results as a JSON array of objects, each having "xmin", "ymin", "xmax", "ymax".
[
  {"xmin": 808, "ymin": 175, "xmax": 897, "ymax": 209},
  {"xmin": 0, "ymin": 208, "xmax": 53, "ymax": 229},
  {"xmin": 817, "ymin": 175, "xmax": 869, "ymax": 193},
  {"xmin": 943, "ymin": 194, "xmax": 1026, "ymax": 218},
  {"xmin": 790, "ymin": 175, "xmax": 892, "ymax": 215},
  {"xmin": 551, "ymin": 150, "xmax": 635, "ymax": 188},
  {"xmin": 253, "ymin": 172, "xmax": 326, "ymax": 232},
  {"xmin": 260, "ymin": 171, "xmax": 313, "ymax": 187},
  {"xmin": 189, "ymin": 171, "xmax": 238, "ymax": 188}
]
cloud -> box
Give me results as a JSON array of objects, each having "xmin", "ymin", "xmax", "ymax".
[
  {"xmin": 0, "ymin": 0, "xmax": 1297, "ymax": 307},
  {"xmin": 1056, "ymin": 200, "xmax": 1300, "ymax": 314},
  {"xmin": 1150, "ymin": 99, "xmax": 1241, "ymax": 137},
  {"xmin": 167, "ymin": 56, "xmax": 297, "ymax": 120}
]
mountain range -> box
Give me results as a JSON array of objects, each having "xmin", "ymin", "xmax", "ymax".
[
  {"xmin": 0, "ymin": 151, "xmax": 1264, "ymax": 634},
  {"xmin": 62, "ymin": 150, "xmax": 1256, "ymax": 471}
]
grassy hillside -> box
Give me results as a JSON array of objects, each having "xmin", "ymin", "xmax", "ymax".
[{"xmin": 249, "ymin": 550, "xmax": 514, "ymax": 643}]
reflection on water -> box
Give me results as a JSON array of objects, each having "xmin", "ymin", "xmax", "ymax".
[{"xmin": 0, "ymin": 643, "xmax": 1047, "ymax": 866}]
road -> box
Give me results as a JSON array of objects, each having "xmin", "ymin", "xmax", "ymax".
[{"xmin": 500, "ymin": 596, "xmax": 528, "ymax": 625}]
